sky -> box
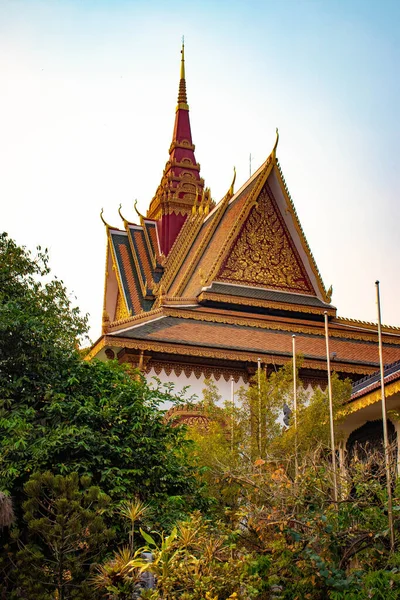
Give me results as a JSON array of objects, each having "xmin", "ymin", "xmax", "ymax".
[{"xmin": 1, "ymin": 0, "xmax": 400, "ymax": 342}]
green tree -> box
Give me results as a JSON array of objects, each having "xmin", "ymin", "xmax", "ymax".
[
  {"xmin": 0, "ymin": 233, "xmax": 204, "ymax": 512},
  {"xmin": 2, "ymin": 472, "xmax": 113, "ymax": 600},
  {"xmin": 0, "ymin": 233, "xmax": 207, "ymax": 595}
]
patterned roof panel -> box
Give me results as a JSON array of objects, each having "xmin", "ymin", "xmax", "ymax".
[{"xmin": 111, "ymin": 232, "xmax": 143, "ymax": 315}]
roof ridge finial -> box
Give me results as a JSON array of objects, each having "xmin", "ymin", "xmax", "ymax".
[
  {"xmin": 118, "ymin": 203, "xmax": 127, "ymax": 223},
  {"xmin": 229, "ymin": 166, "xmax": 236, "ymax": 196},
  {"xmin": 100, "ymin": 208, "xmax": 117, "ymax": 231},
  {"xmin": 134, "ymin": 199, "xmax": 145, "ymax": 222},
  {"xmin": 176, "ymin": 37, "xmax": 189, "ymax": 110},
  {"xmin": 272, "ymin": 127, "xmax": 279, "ymax": 157}
]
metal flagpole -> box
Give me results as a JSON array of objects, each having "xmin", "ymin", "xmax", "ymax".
[
  {"xmin": 258, "ymin": 357, "xmax": 261, "ymax": 456},
  {"xmin": 231, "ymin": 376, "xmax": 235, "ymax": 454},
  {"xmin": 292, "ymin": 335, "xmax": 298, "ymax": 478},
  {"xmin": 375, "ymin": 281, "xmax": 395, "ymax": 551},
  {"xmin": 324, "ymin": 311, "xmax": 338, "ymax": 504}
]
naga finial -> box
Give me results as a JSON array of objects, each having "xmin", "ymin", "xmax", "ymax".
[
  {"xmin": 273, "ymin": 127, "xmax": 279, "ymax": 156},
  {"xmin": 133, "ymin": 199, "xmax": 145, "ymax": 221},
  {"xmin": 326, "ymin": 285, "xmax": 333, "ymax": 303},
  {"xmin": 100, "ymin": 208, "xmax": 118, "ymax": 230},
  {"xmin": 118, "ymin": 203, "xmax": 127, "ymax": 222},
  {"xmin": 229, "ymin": 166, "xmax": 236, "ymax": 196},
  {"xmin": 100, "ymin": 208, "xmax": 109, "ymax": 228}
]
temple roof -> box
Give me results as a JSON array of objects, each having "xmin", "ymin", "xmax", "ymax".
[{"xmin": 94, "ymin": 45, "xmax": 400, "ymax": 382}]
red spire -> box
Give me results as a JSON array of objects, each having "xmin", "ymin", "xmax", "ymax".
[{"xmin": 147, "ymin": 41, "xmax": 206, "ymax": 256}]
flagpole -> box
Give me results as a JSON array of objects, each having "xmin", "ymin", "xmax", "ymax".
[
  {"xmin": 230, "ymin": 376, "xmax": 235, "ymax": 454},
  {"xmin": 375, "ymin": 281, "xmax": 395, "ymax": 551},
  {"xmin": 324, "ymin": 311, "xmax": 338, "ymax": 504},
  {"xmin": 258, "ymin": 357, "xmax": 261, "ymax": 457},
  {"xmin": 292, "ymin": 335, "xmax": 298, "ymax": 478}
]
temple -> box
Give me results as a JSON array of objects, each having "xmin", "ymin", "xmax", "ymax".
[{"xmin": 88, "ymin": 44, "xmax": 400, "ymax": 448}]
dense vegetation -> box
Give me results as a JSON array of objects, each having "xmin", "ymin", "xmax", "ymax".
[{"xmin": 1, "ymin": 232, "xmax": 399, "ymax": 599}]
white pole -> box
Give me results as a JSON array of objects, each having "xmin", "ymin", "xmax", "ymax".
[
  {"xmin": 324, "ymin": 311, "xmax": 338, "ymax": 504},
  {"xmin": 292, "ymin": 335, "xmax": 298, "ymax": 478},
  {"xmin": 375, "ymin": 281, "xmax": 395, "ymax": 551},
  {"xmin": 258, "ymin": 357, "xmax": 261, "ymax": 457},
  {"xmin": 231, "ymin": 376, "xmax": 235, "ymax": 454}
]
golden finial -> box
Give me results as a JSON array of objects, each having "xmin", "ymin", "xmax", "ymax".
[
  {"xmin": 229, "ymin": 167, "xmax": 236, "ymax": 196},
  {"xmin": 272, "ymin": 128, "xmax": 279, "ymax": 156},
  {"xmin": 326, "ymin": 285, "xmax": 333, "ymax": 303},
  {"xmin": 118, "ymin": 203, "xmax": 127, "ymax": 223},
  {"xmin": 100, "ymin": 208, "xmax": 118, "ymax": 231},
  {"xmin": 133, "ymin": 199, "xmax": 145, "ymax": 222},
  {"xmin": 176, "ymin": 37, "xmax": 189, "ymax": 110},
  {"xmin": 180, "ymin": 36, "xmax": 185, "ymax": 80}
]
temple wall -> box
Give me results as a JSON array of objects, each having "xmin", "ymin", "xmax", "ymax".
[{"xmin": 145, "ymin": 366, "xmax": 248, "ymax": 407}]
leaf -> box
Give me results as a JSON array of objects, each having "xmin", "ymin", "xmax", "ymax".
[{"xmin": 140, "ymin": 527, "xmax": 157, "ymax": 547}]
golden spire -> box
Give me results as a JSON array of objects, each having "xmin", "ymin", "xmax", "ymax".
[
  {"xmin": 177, "ymin": 37, "xmax": 189, "ymax": 111},
  {"xmin": 180, "ymin": 36, "xmax": 185, "ymax": 80}
]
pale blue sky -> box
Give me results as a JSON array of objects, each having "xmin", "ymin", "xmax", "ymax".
[{"xmin": 1, "ymin": 0, "xmax": 399, "ymax": 339}]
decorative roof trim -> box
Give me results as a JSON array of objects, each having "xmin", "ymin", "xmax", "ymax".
[
  {"xmin": 94, "ymin": 335, "xmax": 377, "ymax": 375},
  {"xmin": 336, "ymin": 316, "xmax": 400, "ymax": 334},
  {"xmin": 174, "ymin": 178, "xmax": 235, "ymax": 297},
  {"xmin": 197, "ymin": 290, "xmax": 337, "ymax": 317},
  {"xmin": 107, "ymin": 307, "xmax": 164, "ymax": 331},
  {"xmin": 204, "ymin": 154, "xmax": 274, "ymax": 286},
  {"xmin": 346, "ymin": 378, "xmax": 400, "ymax": 415},
  {"xmin": 274, "ymin": 159, "xmax": 329, "ymax": 302},
  {"xmin": 158, "ymin": 212, "xmax": 204, "ymax": 297}
]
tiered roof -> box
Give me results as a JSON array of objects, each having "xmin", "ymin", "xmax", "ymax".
[{"xmin": 92, "ymin": 45, "xmax": 400, "ymax": 380}]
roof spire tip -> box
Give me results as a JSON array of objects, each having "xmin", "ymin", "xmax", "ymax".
[
  {"xmin": 273, "ymin": 127, "xmax": 279, "ymax": 155},
  {"xmin": 176, "ymin": 38, "xmax": 188, "ymax": 109},
  {"xmin": 229, "ymin": 166, "xmax": 236, "ymax": 195},
  {"xmin": 180, "ymin": 36, "xmax": 185, "ymax": 80}
]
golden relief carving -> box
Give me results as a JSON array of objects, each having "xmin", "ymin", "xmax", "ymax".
[
  {"xmin": 218, "ymin": 187, "xmax": 314, "ymax": 294},
  {"xmin": 114, "ymin": 291, "xmax": 129, "ymax": 322}
]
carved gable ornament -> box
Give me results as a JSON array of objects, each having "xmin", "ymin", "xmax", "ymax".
[{"xmin": 218, "ymin": 186, "xmax": 315, "ymax": 294}]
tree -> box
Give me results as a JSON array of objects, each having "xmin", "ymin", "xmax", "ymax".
[
  {"xmin": 0, "ymin": 233, "xmax": 208, "ymax": 596},
  {"xmin": 2, "ymin": 472, "xmax": 113, "ymax": 600},
  {"xmin": 0, "ymin": 233, "xmax": 204, "ymax": 513}
]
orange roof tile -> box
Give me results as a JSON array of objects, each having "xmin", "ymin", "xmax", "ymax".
[
  {"xmin": 132, "ymin": 228, "xmax": 153, "ymax": 286},
  {"xmin": 129, "ymin": 318, "xmax": 400, "ymax": 367}
]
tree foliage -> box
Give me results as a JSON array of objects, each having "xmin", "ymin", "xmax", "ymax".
[
  {"xmin": 2, "ymin": 472, "xmax": 113, "ymax": 600},
  {"xmin": 0, "ymin": 233, "xmax": 207, "ymax": 597}
]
